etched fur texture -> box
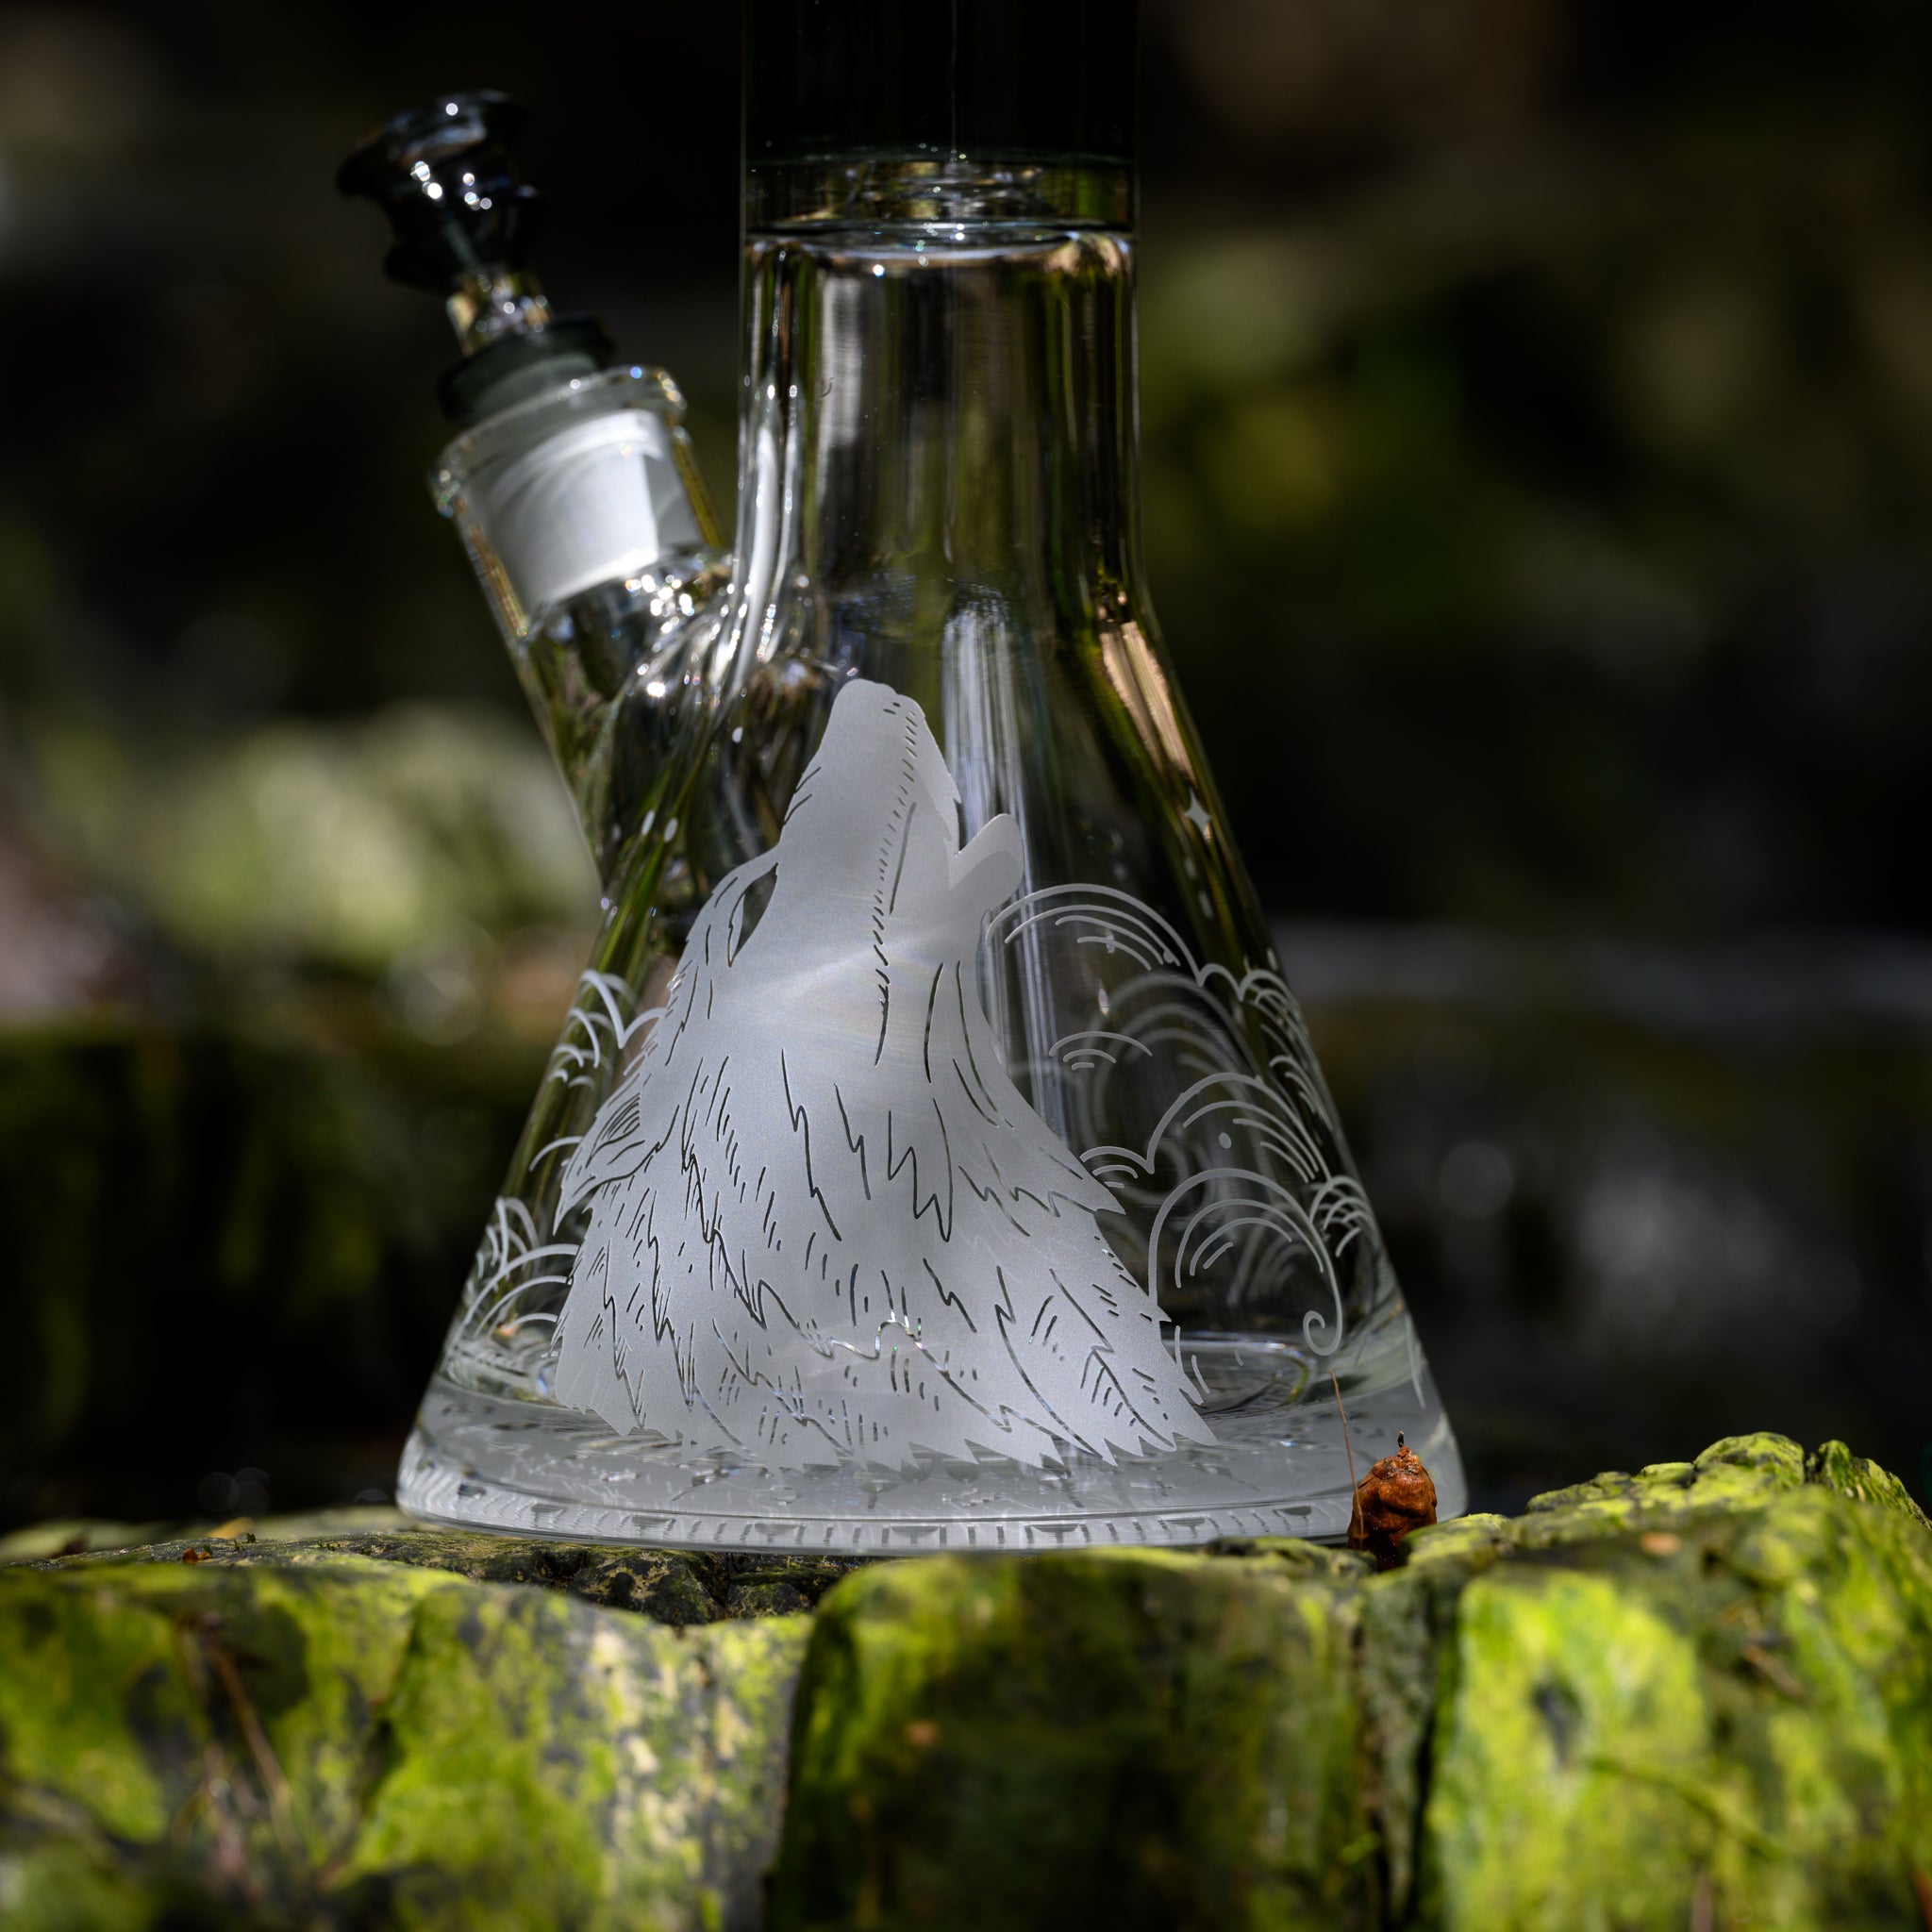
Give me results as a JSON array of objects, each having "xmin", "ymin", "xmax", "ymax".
[{"xmin": 549, "ymin": 679, "xmax": 1212, "ymax": 1468}]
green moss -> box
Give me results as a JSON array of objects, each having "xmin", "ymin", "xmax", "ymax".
[
  {"xmin": 0, "ymin": 1841, "xmax": 164, "ymax": 1932},
  {"xmin": 1204, "ymin": 1535, "xmax": 1375, "ymax": 1580},
  {"xmin": 1806, "ymin": 1439, "xmax": 1932, "ymax": 1532},
  {"xmin": 1424, "ymin": 1570, "xmax": 1715, "ymax": 1929},
  {"xmin": 19, "ymin": 1522, "xmax": 867, "ymax": 1627},
  {"xmin": 1693, "ymin": 1432, "xmax": 1808, "ymax": 1486},
  {"xmin": 1523, "ymin": 1473, "xmax": 1633, "ymax": 1512},
  {"xmin": 0, "ymin": 1555, "xmax": 809, "ymax": 1930},
  {"xmin": 1499, "ymin": 1431, "xmax": 1808, "ymax": 1553},
  {"xmin": 1407, "ymin": 1469, "xmax": 1932, "ymax": 1931},
  {"xmin": 4, "ymin": 1434, "xmax": 1927, "ymax": 1929},
  {"xmin": 1395, "ymin": 1512, "xmax": 1514, "ymax": 1574},
  {"xmin": 769, "ymin": 1545, "xmax": 1375, "ymax": 1932},
  {"xmin": 767, "ymin": 1439, "xmax": 1931, "ymax": 1931}
]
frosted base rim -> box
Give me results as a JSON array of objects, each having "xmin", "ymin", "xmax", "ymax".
[
  {"xmin": 397, "ymin": 1327, "xmax": 1466, "ymax": 1553},
  {"xmin": 400, "ymin": 1434, "xmax": 1359, "ymax": 1552}
]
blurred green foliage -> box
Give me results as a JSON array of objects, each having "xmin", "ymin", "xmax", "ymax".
[
  {"xmin": 27, "ymin": 705, "xmax": 591, "ymax": 974},
  {"xmin": 4, "ymin": 0, "xmax": 1931, "ymax": 940},
  {"xmin": 0, "ymin": 1019, "xmax": 538, "ymax": 1525}
]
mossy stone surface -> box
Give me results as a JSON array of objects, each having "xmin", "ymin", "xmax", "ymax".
[
  {"xmin": 769, "ymin": 1543, "xmax": 1377, "ymax": 1932},
  {"xmin": 767, "ymin": 1434, "xmax": 1932, "ymax": 1932},
  {"xmin": 9, "ymin": 1514, "xmax": 868, "ymax": 1627},
  {"xmin": 1418, "ymin": 1485, "xmax": 1932, "ymax": 1931},
  {"xmin": 2, "ymin": 1433, "xmax": 1927, "ymax": 1929},
  {"xmin": 0, "ymin": 1551, "xmax": 809, "ymax": 1930}
]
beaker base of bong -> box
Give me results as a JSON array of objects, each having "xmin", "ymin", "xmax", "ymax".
[{"xmin": 396, "ymin": 1307, "xmax": 1465, "ymax": 1553}]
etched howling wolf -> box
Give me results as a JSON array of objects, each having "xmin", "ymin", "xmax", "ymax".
[{"xmin": 549, "ymin": 678, "xmax": 1214, "ymax": 1469}]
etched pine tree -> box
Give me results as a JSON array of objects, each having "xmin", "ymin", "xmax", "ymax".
[{"xmin": 550, "ymin": 679, "xmax": 1213, "ymax": 1468}]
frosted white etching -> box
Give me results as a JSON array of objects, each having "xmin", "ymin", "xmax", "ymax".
[
  {"xmin": 991, "ymin": 887, "xmax": 1374, "ymax": 1358},
  {"xmin": 548, "ymin": 678, "xmax": 1214, "ymax": 1468}
]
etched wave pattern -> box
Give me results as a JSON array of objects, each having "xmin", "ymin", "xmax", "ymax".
[
  {"xmin": 453, "ymin": 681, "xmax": 1216, "ymax": 1469},
  {"xmin": 440, "ymin": 969, "xmax": 656, "ymax": 1390},
  {"xmin": 440, "ymin": 713, "xmax": 1386, "ymax": 1474},
  {"xmin": 991, "ymin": 885, "xmax": 1378, "ymax": 1362}
]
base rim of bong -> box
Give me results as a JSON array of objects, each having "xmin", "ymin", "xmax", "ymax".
[{"xmin": 396, "ymin": 1312, "xmax": 1466, "ymax": 1555}]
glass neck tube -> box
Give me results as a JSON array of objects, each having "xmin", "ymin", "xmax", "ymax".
[{"xmin": 732, "ymin": 158, "xmax": 1143, "ymax": 684}]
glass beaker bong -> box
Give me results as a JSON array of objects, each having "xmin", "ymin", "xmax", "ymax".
[{"xmin": 341, "ymin": 7, "xmax": 1465, "ymax": 1550}]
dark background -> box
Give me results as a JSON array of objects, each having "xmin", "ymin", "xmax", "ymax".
[{"xmin": 2, "ymin": 0, "xmax": 1929, "ymax": 1533}]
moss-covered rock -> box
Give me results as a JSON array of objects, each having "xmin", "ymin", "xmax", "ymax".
[
  {"xmin": 0, "ymin": 1551, "xmax": 808, "ymax": 1930},
  {"xmin": 770, "ymin": 1543, "xmax": 1377, "ymax": 1932},
  {"xmin": 1415, "ymin": 1486, "xmax": 1932, "ymax": 1932},
  {"xmin": 12, "ymin": 1514, "xmax": 869, "ymax": 1627},
  {"xmin": 768, "ymin": 1433, "xmax": 1932, "ymax": 1931},
  {"xmin": 2, "ymin": 1433, "xmax": 1927, "ymax": 1929}
]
